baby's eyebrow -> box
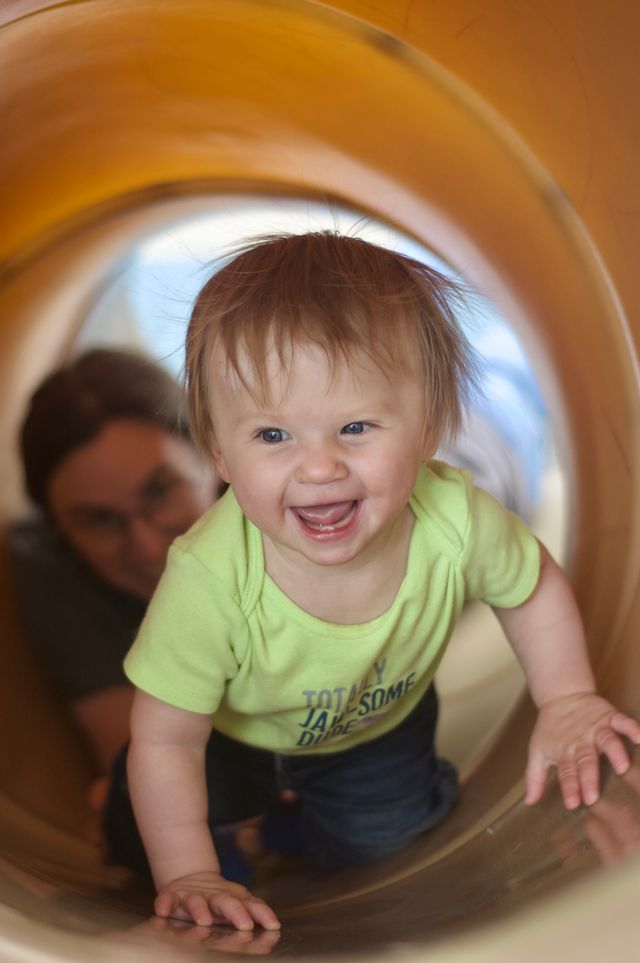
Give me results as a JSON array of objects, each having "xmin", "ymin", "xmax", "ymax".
[{"xmin": 235, "ymin": 407, "xmax": 288, "ymax": 425}]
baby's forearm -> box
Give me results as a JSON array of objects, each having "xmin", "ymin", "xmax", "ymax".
[
  {"xmin": 126, "ymin": 691, "xmax": 280, "ymax": 931},
  {"xmin": 496, "ymin": 543, "xmax": 640, "ymax": 809},
  {"xmin": 127, "ymin": 735, "xmax": 220, "ymax": 888},
  {"xmin": 494, "ymin": 542, "xmax": 596, "ymax": 708}
]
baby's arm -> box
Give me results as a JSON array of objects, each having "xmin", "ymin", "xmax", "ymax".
[
  {"xmin": 127, "ymin": 689, "xmax": 281, "ymax": 930},
  {"xmin": 494, "ymin": 541, "xmax": 640, "ymax": 810}
]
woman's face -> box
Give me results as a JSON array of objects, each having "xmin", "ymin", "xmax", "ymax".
[{"xmin": 47, "ymin": 419, "xmax": 219, "ymax": 600}]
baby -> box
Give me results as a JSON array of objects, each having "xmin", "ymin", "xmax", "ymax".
[{"xmin": 123, "ymin": 231, "xmax": 640, "ymax": 930}]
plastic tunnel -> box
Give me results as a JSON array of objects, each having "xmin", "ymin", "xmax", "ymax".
[{"xmin": 1, "ymin": 1, "xmax": 640, "ymax": 959}]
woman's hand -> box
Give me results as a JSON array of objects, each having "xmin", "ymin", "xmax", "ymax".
[
  {"xmin": 525, "ymin": 692, "xmax": 640, "ymax": 809},
  {"xmin": 154, "ymin": 871, "xmax": 281, "ymax": 931}
]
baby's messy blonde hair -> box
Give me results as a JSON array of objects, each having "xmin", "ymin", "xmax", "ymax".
[{"xmin": 186, "ymin": 231, "xmax": 477, "ymax": 455}]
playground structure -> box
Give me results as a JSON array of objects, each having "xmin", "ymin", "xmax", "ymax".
[{"xmin": 1, "ymin": 1, "xmax": 640, "ymax": 959}]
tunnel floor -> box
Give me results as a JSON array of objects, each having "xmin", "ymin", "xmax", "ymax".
[{"xmin": 2, "ymin": 742, "xmax": 640, "ymax": 959}]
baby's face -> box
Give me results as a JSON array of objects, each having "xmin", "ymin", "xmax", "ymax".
[{"xmin": 208, "ymin": 341, "xmax": 431, "ymax": 575}]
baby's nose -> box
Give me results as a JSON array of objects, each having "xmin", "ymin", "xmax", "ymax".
[{"xmin": 296, "ymin": 442, "xmax": 349, "ymax": 484}]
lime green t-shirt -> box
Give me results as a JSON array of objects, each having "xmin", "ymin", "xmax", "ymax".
[{"xmin": 124, "ymin": 461, "xmax": 540, "ymax": 755}]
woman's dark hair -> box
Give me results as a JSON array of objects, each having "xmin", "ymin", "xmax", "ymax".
[{"xmin": 21, "ymin": 348, "xmax": 190, "ymax": 509}]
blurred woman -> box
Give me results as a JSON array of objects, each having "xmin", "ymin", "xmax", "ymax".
[{"xmin": 8, "ymin": 349, "xmax": 222, "ymax": 786}]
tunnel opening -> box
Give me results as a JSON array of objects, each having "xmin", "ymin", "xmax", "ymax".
[
  {"xmin": 74, "ymin": 191, "xmax": 566, "ymax": 777},
  {"xmin": 0, "ymin": 185, "xmax": 588, "ymax": 948}
]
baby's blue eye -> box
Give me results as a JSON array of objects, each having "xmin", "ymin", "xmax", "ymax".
[
  {"xmin": 259, "ymin": 428, "xmax": 290, "ymax": 444},
  {"xmin": 342, "ymin": 422, "xmax": 365, "ymax": 434}
]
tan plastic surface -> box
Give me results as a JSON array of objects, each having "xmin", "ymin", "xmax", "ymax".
[{"xmin": 1, "ymin": 1, "xmax": 640, "ymax": 959}]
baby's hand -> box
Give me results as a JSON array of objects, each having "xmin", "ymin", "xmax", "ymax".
[
  {"xmin": 154, "ymin": 871, "xmax": 281, "ymax": 931},
  {"xmin": 525, "ymin": 693, "xmax": 640, "ymax": 810}
]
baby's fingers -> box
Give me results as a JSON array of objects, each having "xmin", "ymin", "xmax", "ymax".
[
  {"xmin": 610, "ymin": 712, "xmax": 640, "ymax": 746},
  {"xmin": 243, "ymin": 898, "xmax": 281, "ymax": 931},
  {"xmin": 155, "ymin": 891, "xmax": 212, "ymax": 926},
  {"xmin": 208, "ymin": 893, "xmax": 280, "ymax": 931},
  {"xmin": 556, "ymin": 755, "xmax": 586, "ymax": 810},
  {"xmin": 524, "ymin": 747, "xmax": 549, "ymax": 806},
  {"xmin": 596, "ymin": 725, "xmax": 633, "ymax": 777},
  {"xmin": 573, "ymin": 746, "xmax": 601, "ymax": 807}
]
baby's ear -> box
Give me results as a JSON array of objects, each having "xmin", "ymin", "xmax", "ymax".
[
  {"xmin": 210, "ymin": 446, "xmax": 231, "ymax": 484},
  {"xmin": 419, "ymin": 429, "xmax": 437, "ymax": 463}
]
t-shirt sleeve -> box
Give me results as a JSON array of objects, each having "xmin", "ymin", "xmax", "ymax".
[
  {"xmin": 460, "ymin": 476, "xmax": 541, "ymax": 608},
  {"xmin": 124, "ymin": 544, "xmax": 243, "ymax": 714}
]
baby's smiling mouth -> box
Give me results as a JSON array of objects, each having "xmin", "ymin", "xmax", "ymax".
[{"xmin": 293, "ymin": 501, "xmax": 358, "ymax": 532}]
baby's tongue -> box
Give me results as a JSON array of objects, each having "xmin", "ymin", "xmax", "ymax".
[{"xmin": 295, "ymin": 501, "xmax": 354, "ymax": 527}]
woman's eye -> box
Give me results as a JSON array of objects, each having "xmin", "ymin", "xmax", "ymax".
[
  {"xmin": 259, "ymin": 428, "xmax": 290, "ymax": 444},
  {"xmin": 144, "ymin": 479, "xmax": 174, "ymax": 505},
  {"xmin": 80, "ymin": 510, "xmax": 126, "ymax": 534},
  {"xmin": 342, "ymin": 422, "xmax": 366, "ymax": 435}
]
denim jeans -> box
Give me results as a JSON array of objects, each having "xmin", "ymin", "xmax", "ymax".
[{"xmin": 104, "ymin": 684, "xmax": 458, "ymax": 878}]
